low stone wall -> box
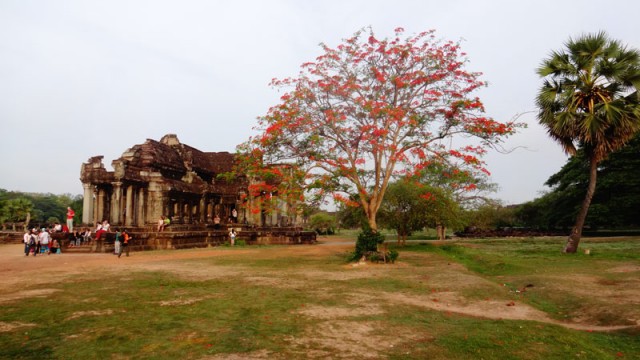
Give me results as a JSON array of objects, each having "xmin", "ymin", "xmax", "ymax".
[
  {"xmin": 81, "ymin": 228, "xmax": 316, "ymax": 253},
  {"xmin": 0, "ymin": 231, "xmax": 24, "ymax": 245},
  {"xmin": 2, "ymin": 227, "xmax": 316, "ymax": 252}
]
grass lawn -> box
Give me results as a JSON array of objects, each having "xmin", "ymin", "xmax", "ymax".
[{"xmin": 0, "ymin": 235, "xmax": 638, "ymax": 359}]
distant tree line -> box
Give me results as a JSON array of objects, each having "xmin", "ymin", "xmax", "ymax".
[
  {"xmin": 514, "ymin": 132, "xmax": 640, "ymax": 231},
  {"xmin": 327, "ymin": 131, "xmax": 640, "ymax": 237},
  {"xmin": 0, "ymin": 189, "xmax": 82, "ymax": 231}
]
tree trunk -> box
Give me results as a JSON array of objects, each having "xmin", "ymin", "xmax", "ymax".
[
  {"xmin": 564, "ymin": 157, "xmax": 599, "ymax": 253},
  {"xmin": 436, "ymin": 224, "xmax": 446, "ymax": 241},
  {"xmin": 24, "ymin": 212, "xmax": 31, "ymax": 232}
]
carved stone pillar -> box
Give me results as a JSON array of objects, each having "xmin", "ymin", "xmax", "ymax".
[
  {"xmin": 125, "ymin": 185, "xmax": 133, "ymax": 227},
  {"xmin": 111, "ymin": 182, "xmax": 122, "ymax": 225},
  {"xmin": 200, "ymin": 196, "xmax": 206, "ymax": 223},
  {"xmin": 137, "ymin": 188, "xmax": 145, "ymax": 226},
  {"xmin": 82, "ymin": 183, "xmax": 94, "ymax": 225},
  {"xmin": 97, "ymin": 188, "xmax": 106, "ymax": 223}
]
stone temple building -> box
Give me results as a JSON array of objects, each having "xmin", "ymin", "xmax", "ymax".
[{"xmin": 80, "ymin": 134, "xmax": 269, "ymax": 228}]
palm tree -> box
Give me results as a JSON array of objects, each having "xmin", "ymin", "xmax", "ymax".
[{"xmin": 536, "ymin": 32, "xmax": 640, "ymax": 253}]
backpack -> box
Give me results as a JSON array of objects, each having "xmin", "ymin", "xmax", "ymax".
[{"xmin": 28, "ymin": 235, "xmax": 36, "ymax": 246}]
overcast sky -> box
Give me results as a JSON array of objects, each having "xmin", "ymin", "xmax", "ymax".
[{"xmin": 1, "ymin": 0, "xmax": 638, "ymax": 205}]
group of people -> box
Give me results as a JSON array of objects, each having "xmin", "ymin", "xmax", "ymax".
[
  {"xmin": 22, "ymin": 217, "xmax": 134, "ymax": 257},
  {"xmin": 95, "ymin": 220, "xmax": 133, "ymax": 257},
  {"xmin": 113, "ymin": 228, "xmax": 132, "ymax": 257},
  {"xmin": 23, "ymin": 228, "xmax": 61, "ymax": 256}
]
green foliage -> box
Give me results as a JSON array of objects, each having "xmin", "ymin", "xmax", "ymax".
[
  {"xmin": 516, "ymin": 133, "xmax": 640, "ymax": 229},
  {"xmin": 0, "ymin": 189, "xmax": 82, "ymax": 227},
  {"xmin": 308, "ymin": 212, "xmax": 336, "ymax": 235},
  {"xmin": 3, "ymin": 197, "xmax": 33, "ymax": 223},
  {"xmin": 378, "ymin": 180, "xmax": 431, "ymax": 237},
  {"xmin": 387, "ymin": 249, "xmax": 399, "ymax": 263},
  {"xmin": 335, "ymin": 196, "xmax": 367, "ymax": 229},
  {"xmin": 464, "ymin": 203, "xmax": 518, "ymax": 230},
  {"xmin": 379, "ymin": 179, "xmax": 465, "ymax": 241},
  {"xmin": 352, "ymin": 228, "xmax": 385, "ymax": 260},
  {"xmin": 536, "ymin": 32, "xmax": 640, "ymax": 251}
]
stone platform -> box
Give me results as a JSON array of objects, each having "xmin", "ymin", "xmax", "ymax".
[
  {"xmin": 2, "ymin": 225, "xmax": 317, "ymax": 253},
  {"xmin": 66, "ymin": 225, "xmax": 316, "ymax": 253}
]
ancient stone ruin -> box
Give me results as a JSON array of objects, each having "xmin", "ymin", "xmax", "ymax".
[
  {"xmin": 79, "ymin": 134, "xmax": 254, "ymax": 227},
  {"xmin": 78, "ymin": 134, "xmax": 315, "ymax": 251}
]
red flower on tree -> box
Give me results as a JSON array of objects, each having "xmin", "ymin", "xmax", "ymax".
[{"xmin": 236, "ymin": 27, "xmax": 520, "ymax": 230}]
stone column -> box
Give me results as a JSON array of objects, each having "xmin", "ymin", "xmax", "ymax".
[
  {"xmin": 125, "ymin": 185, "xmax": 134, "ymax": 227},
  {"xmin": 96, "ymin": 188, "xmax": 106, "ymax": 223},
  {"xmin": 111, "ymin": 182, "xmax": 122, "ymax": 225},
  {"xmin": 82, "ymin": 183, "xmax": 94, "ymax": 225},
  {"xmin": 148, "ymin": 188, "xmax": 164, "ymax": 225},
  {"xmin": 137, "ymin": 188, "xmax": 145, "ymax": 226},
  {"xmin": 200, "ymin": 196, "xmax": 206, "ymax": 223}
]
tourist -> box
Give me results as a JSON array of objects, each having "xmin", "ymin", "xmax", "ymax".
[
  {"xmin": 213, "ymin": 214, "xmax": 221, "ymax": 229},
  {"xmin": 23, "ymin": 229, "xmax": 31, "ymax": 256},
  {"xmin": 163, "ymin": 216, "xmax": 170, "ymax": 230},
  {"xmin": 94, "ymin": 220, "xmax": 109, "ymax": 241},
  {"xmin": 82, "ymin": 228, "xmax": 92, "ymax": 244},
  {"xmin": 27, "ymin": 229, "xmax": 38, "ymax": 256},
  {"xmin": 39, "ymin": 228, "xmax": 51, "ymax": 254},
  {"xmin": 50, "ymin": 237, "xmax": 60, "ymax": 254},
  {"xmin": 53, "ymin": 222, "xmax": 62, "ymax": 232},
  {"xmin": 229, "ymin": 228, "xmax": 236, "ymax": 246},
  {"xmin": 114, "ymin": 228, "xmax": 122, "ymax": 255},
  {"xmin": 73, "ymin": 231, "xmax": 83, "ymax": 246},
  {"xmin": 119, "ymin": 229, "xmax": 131, "ymax": 258},
  {"xmin": 157, "ymin": 216, "xmax": 165, "ymax": 232},
  {"xmin": 231, "ymin": 208, "xmax": 238, "ymax": 223},
  {"xmin": 66, "ymin": 207, "xmax": 75, "ymax": 232},
  {"xmin": 33, "ymin": 229, "xmax": 41, "ymax": 255}
]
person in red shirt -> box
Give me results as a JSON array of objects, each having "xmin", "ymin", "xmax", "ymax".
[{"xmin": 66, "ymin": 207, "xmax": 75, "ymax": 232}]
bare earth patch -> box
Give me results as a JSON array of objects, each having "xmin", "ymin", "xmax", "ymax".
[
  {"xmin": 0, "ymin": 288, "xmax": 60, "ymax": 303},
  {"xmin": 0, "ymin": 321, "xmax": 36, "ymax": 332},
  {"xmin": 65, "ymin": 309, "xmax": 117, "ymax": 321},
  {"xmin": 287, "ymin": 320, "xmax": 414, "ymax": 359},
  {"xmin": 159, "ymin": 295, "xmax": 220, "ymax": 307}
]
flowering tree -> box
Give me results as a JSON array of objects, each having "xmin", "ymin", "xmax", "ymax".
[{"xmin": 238, "ymin": 27, "xmax": 518, "ymax": 231}]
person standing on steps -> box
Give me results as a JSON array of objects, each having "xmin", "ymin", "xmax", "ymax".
[{"xmin": 66, "ymin": 207, "xmax": 75, "ymax": 232}]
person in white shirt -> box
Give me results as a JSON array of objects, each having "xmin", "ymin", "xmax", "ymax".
[
  {"xmin": 39, "ymin": 228, "xmax": 51, "ymax": 254},
  {"xmin": 23, "ymin": 230, "xmax": 31, "ymax": 256}
]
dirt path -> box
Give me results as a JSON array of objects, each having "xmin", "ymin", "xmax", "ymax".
[{"xmin": 1, "ymin": 241, "xmax": 637, "ymax": 334}]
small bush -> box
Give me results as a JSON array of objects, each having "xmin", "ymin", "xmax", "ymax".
[
  {"xmin": 352, "ymin": 229, "xmax": 385, "ymax": 261},
  {"xmin": 387, "ymin": 249, "xmax": 399, "ymax": 263}
]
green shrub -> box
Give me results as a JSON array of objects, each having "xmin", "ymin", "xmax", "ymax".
[
  {"xmin": 387, "ymin": 249, "xmax": 399, "ymax": 263},
  {"xmin": 352, "ymin": 229, "xmax": 385, "ymax": 260}
]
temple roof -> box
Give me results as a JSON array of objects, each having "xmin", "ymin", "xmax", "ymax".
[{"xmin": 81, "ymin": 134, "xmax": 241, "ymax": 191}]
